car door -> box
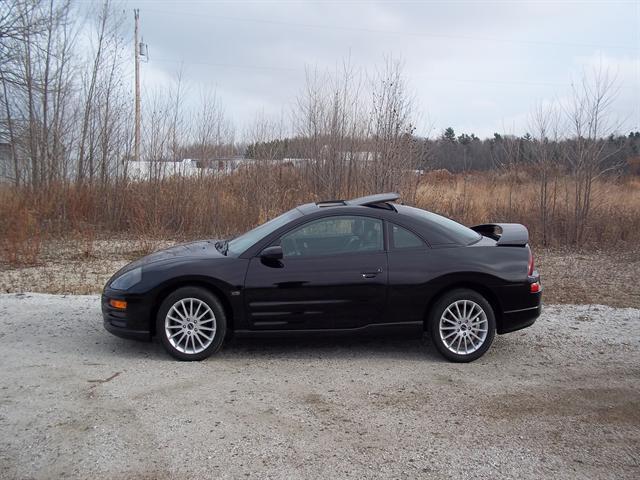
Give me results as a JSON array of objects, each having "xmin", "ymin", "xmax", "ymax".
[{"xmin": 243, "ymin": 215, "xmax": 388, "ymax": 330}]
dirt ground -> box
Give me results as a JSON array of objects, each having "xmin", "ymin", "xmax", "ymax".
[
  {"xmin": 1, "ymin": 239, "xmax": 638, "ymax": 478},
  {"xmin": 536, "ymin": 248, "xmax": 640, "ymax": 308},
  {"xmin": 0, "ymin": 294, "xmax": 638, "ymax": 479},
  {"xmin": 0, "ymin": 238, "xmax": 638, "ymax": 308}
]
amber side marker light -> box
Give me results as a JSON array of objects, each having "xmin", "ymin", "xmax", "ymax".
[{"xmin": 109, "ymin": 299, "xmax": 127, "ymax": 310}]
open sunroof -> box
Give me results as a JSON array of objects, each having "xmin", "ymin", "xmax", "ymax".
[
  {"xmin": 315, "ymin": 192, "xmax": 400, "ymax": 211},
  {"xmin": 346, "ymin": 192, "xmax": 400, "ymax": 206}
]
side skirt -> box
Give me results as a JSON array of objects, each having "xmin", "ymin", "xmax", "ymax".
[{"xmin": 234, "ymin": 321, "xmax": 423, "ymax": 338}]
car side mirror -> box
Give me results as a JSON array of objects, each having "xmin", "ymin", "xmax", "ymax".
[{"xmin": 260, "ymin": 245, "xmax": 283, "ymax": 260}]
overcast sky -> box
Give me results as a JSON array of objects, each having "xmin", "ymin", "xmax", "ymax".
[{"xmin": 120, "ymin": 0, "xmax": 639, "ymax": 139}]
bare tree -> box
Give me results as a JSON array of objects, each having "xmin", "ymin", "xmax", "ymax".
[
  {"xmin": 528, "ymin": 102, "xmax": 562, "ymax": 245},
  {"xmin": 294, "ymin": 60, "xmax": 368, "ymax": 199},
  {"xmin": 143, "ymin": 87, "xmax": 172, "ymax": 179},
  {"xmin": 0, "ymin": 0, "xmax": 50, "ymax": 69},
  {"xmin": 368, "ymin": 58, "xmax": 417, "ymax": 199},
  {"xmin": 168, "ymin": 67, "xmax": 186, "ymax": 162},
  {"xmin": 77, "ymin": 0, "xmax": 111, "ymax": 183},
  {"xmin": 194, "ymin": 86, "xmax": 232, "ymax": 170},
  {"xmin": 0, "ymin": 0, "xmax": 42, "ymax": 185},
  {"xmin": 4, "ymin": 0, "xmax": 75, "ymax": 188},
  {"xmin": 563, "ymin": 67, "xmax": 621, "ymax": 244}
]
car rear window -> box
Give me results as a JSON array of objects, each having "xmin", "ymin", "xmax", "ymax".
[{"xmin": 399, "ymin": 206, "xmax": 481, "ymax": 245}]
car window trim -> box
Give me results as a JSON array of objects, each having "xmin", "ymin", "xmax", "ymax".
[{"xmin": 270, "ymin": 248, "xmax": 387, "ymax": 261}]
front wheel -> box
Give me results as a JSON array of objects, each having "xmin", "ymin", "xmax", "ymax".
[
  {"xmin": 156, "ymin": 286, "xmax": 227, "ymax": 361},
  {"xmin": 428, "ymin": 288, "xmax": 496, "ymax": 362}
]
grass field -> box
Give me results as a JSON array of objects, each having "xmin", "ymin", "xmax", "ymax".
[
  {"xmin": 1, "ymin": 171, "xmax": 639, "ymax": 268},
  {"xmin": 1, "ymin": 170, "xmax": 638, "ymax": 307}
]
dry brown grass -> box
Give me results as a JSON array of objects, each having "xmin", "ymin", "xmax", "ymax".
[
  {"xmin": 0, "ymin": 191, "xmax": 43, "ymax": 266},
  {"xmin": 415, "ymin": 173, "xmax": 640, "ymax": 249},
  {"xmin": 0, "ymin": 168, "xmax": 639, "ymax": 269}
]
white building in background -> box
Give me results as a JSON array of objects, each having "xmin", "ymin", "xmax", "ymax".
[
  {"xmin": 124, "ymin": 157, "xmax": 253, "ymax": 180},
  {"xmin": 123, "ymin": 156, "xmax": 309, "ymax": 180},
  {"xmin": 125, "ymin": 159, "xmax": 200, "ymax": 180}
]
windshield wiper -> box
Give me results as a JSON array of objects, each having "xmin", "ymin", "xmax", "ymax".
[{"xmin": 214, "ymin": 239, "xmax": 229, "ymax": 255}]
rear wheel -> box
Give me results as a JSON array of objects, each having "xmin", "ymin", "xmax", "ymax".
[
  {"xmin": 156, "ymin": 286, "xmax": 227, "ymax": 361},
  {"xmin": 428, "ymin": 288, "xmax": 496, "ymax": 362}
]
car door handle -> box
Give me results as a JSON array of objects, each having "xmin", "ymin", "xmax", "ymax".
[{"xmin": 361, "ymin": 268, "xmax": 382, "ymax": 278}]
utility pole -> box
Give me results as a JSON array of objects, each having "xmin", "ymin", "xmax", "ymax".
[{"xmin": 134, "ymin": 9, "xmax": 141, "ymax": 162}]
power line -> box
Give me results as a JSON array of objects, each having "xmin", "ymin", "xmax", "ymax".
[
  {"xmin": 143, "ymin": 8, "xmax": 639, "ymax": 51},
  {"xmin": 152, "ymin": 58, "xmax": 299, "ymax": 72},
  {"xmin": 150, "ymin": 57, "xmax": 637, "ymax": 90}
]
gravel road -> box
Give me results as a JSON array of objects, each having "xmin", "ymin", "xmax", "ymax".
[{"xmin": 0, "ymin": 294, "xmax": 638, "ymax": 479}]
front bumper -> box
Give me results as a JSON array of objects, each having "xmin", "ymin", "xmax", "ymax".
[{"xmin": 102, "ymin": 289, "xmax": 152, "ymax": 341}]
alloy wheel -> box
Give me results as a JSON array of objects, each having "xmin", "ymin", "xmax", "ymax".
[
  {"xmin": 438, "ymin": 299, "xmax": 488, "ymax": 355},
  {"xmin": 165, "ymin": 298, "xmax": 217, "ymax": 355}
]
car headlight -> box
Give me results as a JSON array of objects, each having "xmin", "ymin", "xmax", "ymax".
[{"xmin": 110, "ymin": 267, "xmax": 142, "ymax": 291}]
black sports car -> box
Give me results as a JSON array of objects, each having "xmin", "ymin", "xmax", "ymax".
[{"xmin": 102, "ymin": 193, "xmax": 542, "ymax": 362}]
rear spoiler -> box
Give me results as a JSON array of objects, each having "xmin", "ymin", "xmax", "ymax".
[{"xmin": 470, "ymin": 223, "xmax": 529, "ymax": 246}]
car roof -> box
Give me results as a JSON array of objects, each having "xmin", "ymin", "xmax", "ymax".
[
  {"xmin": 295, "ymin": 193, "xmax": 480, "ymax": 247},
  {"xmin": 297, "ymin": 192, "xmax": 400, "ymax": 215}
]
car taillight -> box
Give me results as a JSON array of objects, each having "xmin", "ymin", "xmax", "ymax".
[{"xmin": 528, "ymin": 250, "xmax": 534, "ymax": 276}]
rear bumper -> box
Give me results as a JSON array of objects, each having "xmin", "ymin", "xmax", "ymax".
[
  {"xmin": 101, "ymin": 289, "xmax": 152, "ymax": 341},
  {"xmin": 494, "ymin": 267, "xmax": 543, "ymax": 334},
  {"xmin": 499, "ymin": 303, "xmax": 541, "ymax": 334}
]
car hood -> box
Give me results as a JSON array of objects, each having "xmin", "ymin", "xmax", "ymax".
[
  {"xmin": 111, "ymin": 240, "xmax": 224, "ymax": 279},
  {"xmin": 136, "ymin": 240, "xmax": 222, "ymax": 264}
]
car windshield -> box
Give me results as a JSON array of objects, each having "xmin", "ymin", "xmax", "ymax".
[{"xmin": 226, "ymin": 208, "xmax": 302, "ymax": 256}]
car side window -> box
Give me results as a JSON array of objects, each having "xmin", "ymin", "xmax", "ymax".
[
  {"xmin": 391, "ymin": 224, "xmax": 426, "ymax": 249},
  {"xmin": 280, "ymin": 216, "xmax": 383, "ymax": 257}
]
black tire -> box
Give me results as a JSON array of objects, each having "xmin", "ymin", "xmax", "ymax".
[
  {"xmin": 156, "ymin": 286, "xmax": 227, "ymax": 361},
  {"xmin": 428, "ymin": 288, "xmax": 496, "ymax": 363}
]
